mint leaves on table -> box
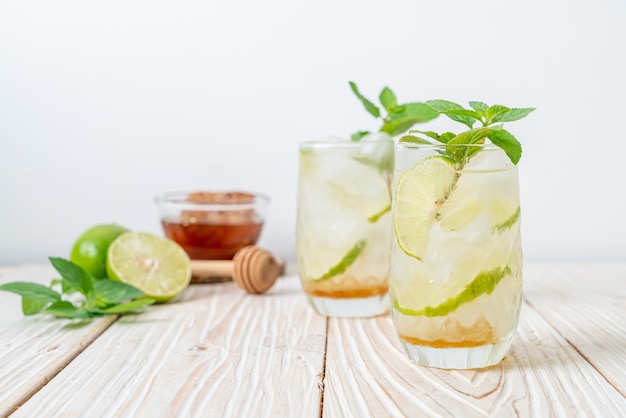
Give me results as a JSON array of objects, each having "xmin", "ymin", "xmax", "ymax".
[
  {"xmin": 0, "ymin": 257, "xmax": 155, "ymax": 319},
  {"xmin": 349, "ymin": 82, "xmax": 439, "ymax": 140},
  {"xmin": 401, "ymin": 99, "xmax": 535, "ymax": 166}
]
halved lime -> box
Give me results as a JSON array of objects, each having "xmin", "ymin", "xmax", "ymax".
[
  {"xmin": 106, "ymin": 232, "xmax": 191, "ymax": 302},
  {"xmin": 394, "ymin": 156, "xmax": 457, "ymax": 260}
]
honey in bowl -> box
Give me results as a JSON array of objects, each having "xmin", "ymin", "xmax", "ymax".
[{"xmin": 155, "ymin": 191, "xmax": 270, "ymax": 260}]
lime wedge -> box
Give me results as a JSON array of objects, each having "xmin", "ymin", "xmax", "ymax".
[
  {"xmin": 106, "ymin": 232, "xmax": 191, "ymax": 302},
  {"xmin": 310, "ymin": 240, "xmax": 366, "ymax": 282},
  {"xmin": 437, "ymin": 185, "xmax": 482, "ymax": 231},
  {"xmin": 393, "ymin": 266, "xmax": 511, "ymax": 317},
  {"xmin": 493, "ymin": 206, "xmax": 521, "ymax": 232},
  {"xmin": 367, "ymin": 204, "xmax": 391, "ymax": 223},
  {"xmin": 394, "ymin": 156, "xmax": 457, "ymax": 260}
]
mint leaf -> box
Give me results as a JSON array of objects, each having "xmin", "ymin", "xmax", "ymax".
[
  {"xmin": 379, "ymin": 87, "xmax": 397, "ymax": 112},
  {"xmin": 439, "ymin": 132, "xmax": 456, "ymax": 143},
  {"xmin": 426, "ymin": 99, "xmax": 464, "ymax": 111},
  {"xmin": 469, "ymin": 101, "xmax": 489, "ymax": 112},
  {"xmin": 399, "ymin": 135, "xmax": 432, "ymax": 144},
  {"xmin": 492, "ymin": 107, "xmax": 535, "ymax": 123},
  {"xmin": 485, "ymin": 105, "xmax": 510, "ymax": 123},
  {"xmin": 22, "ymin": 298, "xmax": 51, "ymax": 315},
  {"xmin": 0, "ymin": 282, "xmax": 61, "ymax": 303},
  {"xmin": 349, "ymin": 81, "xmax": 380, "ymax": 118},
  {"xmin": 90, "ymin": 298, "xmax": 155, "ymax": 314},
  {"xmin": 49, "ymin": 257, "xmax": 93, "ymax": 296},
  {"xmin": 93, "ymin": 279, "xmax": 145, "ymax": 307},
  {"xmin": 408, "ymin": 130, "xmax": 440, "ymax": 141},
  {"xmin": 488, "ymin": 129, "xmax": 522, "ymax": 164},
  {"xmin": 351, "ymin": 131, "xmax": 370, "ymax": 141},
  {"xmin": 381, "ymin": 103, "xmax": 438, "ymax": 136},
  {"xmin": 396, "ymin": 103, "xmax": 441, "ymax": 121},
  {"xmin": 426, "ymin": 99, "xmax": 476, "ymax": 129},
  {"xmin": 446, "ymin": 127, "xmax": 493, "ymax": 163},
  {"xmin": 441, "ymin": 109, "xmax": 483, "ymax": 124},
  {"xmin": 381, "ymin": 118, "xmax": 422, "ymax": 136},
  {"xmin": 349, "ymin": 82, "xmax": 438, "ymax": 138},
  {"xmin": 4, "ymin": 257, "xmax": 157, "ymax": 320},
  {"xmin": 45, "ymin": 301, "xmax": 91, "ymax": 319},
  {"xmin": 447, "ymin": 127, "xmax": 493, "ymax": 145}
]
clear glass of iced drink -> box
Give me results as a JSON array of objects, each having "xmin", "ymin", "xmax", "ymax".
[
  {"xmin": 296, "ymin": 136, "xmax": 394, "ymax": 317},
  {"xmin": 389, "ymin": 142, "xmax": 523, "ymax": 369}
]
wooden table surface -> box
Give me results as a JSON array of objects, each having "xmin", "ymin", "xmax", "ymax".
[{"xmin": 0, "ymin": 262, "xmax": 624, "ymax": 417}]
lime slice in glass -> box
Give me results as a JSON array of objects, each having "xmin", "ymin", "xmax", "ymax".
[
  {"xmin": 437, "ymin": 183, "xmax": 483, "ymax": 232},
  {"xmin": 106, "ymin": 232, "xmax": 191, "ymax": 302},
  {"xmin": 393, "ymin": 266, "xmax": 511, "ymax": 317},
  {"xmin": 394, "ymin": 156, "xmax": 457, "ymax": 260},
  {"xmin": 309, "ymin": 240, "xmax": 366, "ymax": 282}
]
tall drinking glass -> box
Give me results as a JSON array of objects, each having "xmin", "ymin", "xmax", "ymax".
[
  {"xmin": 389, "ymin": 143, "xmax": 523, "ymax": 369},
  {"xmin": 296, "ymin": 138, "xmax": 394, "ymax": 317}
]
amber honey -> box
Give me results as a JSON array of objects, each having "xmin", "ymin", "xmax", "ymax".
[
  {"xmin": 397, "ymin": 334, "xmax": 495, "ymax": 349},
  {"xmin": 397, "ymin": 318, "xmax": 495, "ymax": 349},
  {"xmin": 301, "ymin": 272, "xmax": 388, "ymax": 300},
  {"xmin": 162, "ymin": 221, "xmax": 262, "ymax": 260},
  {"xmin": 160, "ymin": 191, "xmax": 265, "ymax": 260},
  {"xmin": 302, "ymin": 282, "xmax": 388, "ymax": 299}
]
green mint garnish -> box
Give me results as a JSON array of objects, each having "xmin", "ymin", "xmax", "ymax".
[
  {"xmin": 0, "ymin": 257, "xmax": 155, "ymax": 319},
  {"xmin": 311, "ymin": 240, "xmax": 366, "ymax": 282},
  {"xmin": 401, "ymin": 100, "xmax": 534, "ymax": 167},
  {"xmin": 349, "ymin": 81, "xmax": 438, "ymax": 139},
  {"xmin": 393, "ymin": 266, "xmax": 512, "ymax": 317}
]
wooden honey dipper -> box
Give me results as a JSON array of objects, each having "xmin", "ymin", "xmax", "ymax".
[{"xmin": 189, "ymin": 246, "xmax": 283, "ymax": 293}]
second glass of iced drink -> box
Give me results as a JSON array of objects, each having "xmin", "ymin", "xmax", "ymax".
[{"xmin": 296, "ymin": 136, "xmax": 394, "ymax": 317}]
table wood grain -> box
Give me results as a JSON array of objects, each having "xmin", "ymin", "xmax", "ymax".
[{"xmin": 1, "ymin": 262, "xmax": 624, "ymax": 417}]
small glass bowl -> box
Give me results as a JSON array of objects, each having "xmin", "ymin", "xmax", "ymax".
[{"xmin": 154, "ymin": 191, "xmax": 270, "ymax": 260}]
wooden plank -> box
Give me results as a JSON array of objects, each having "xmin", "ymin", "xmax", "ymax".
[
  {"xmin": 0, "ymin": 265, "xmax": 116, "ymax": 418},
  {"xmin": 323, "ymin": 302, "xmax": 626, "ymax": 417},
  {"xmin": 10, "ymin": 275, "xmax": 326, "ymax": 417},
  {"xmin": 524, "ymin": 262, "xmax": 626, "ymax": 396}
]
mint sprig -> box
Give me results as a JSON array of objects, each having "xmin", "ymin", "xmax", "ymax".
[
  {"xmin": 402, "ymin": 99, "xmax": 534, "ymax": 166},
  {"xmin": 400, "ymin": 100, "xmax": 534, "ymax": 222},
  {"xmin": 349, "ymin": 82, "xmax": 438, "ymax": 139},
  {"xmin": 0, "ymin": 257, "xmax": 155, "ymax": 319}
]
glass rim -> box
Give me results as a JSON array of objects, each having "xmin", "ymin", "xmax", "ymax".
[
  {"xmin": 300, "ymin": 138, "xmax": 394, "ymax": 149},
  {"xmin": 154, "ymin": 190, "xmax": 270, "ymax": 211},
  {"xmin": 396, "ymin": 141, "xmax": 502, "ymax": 150}
]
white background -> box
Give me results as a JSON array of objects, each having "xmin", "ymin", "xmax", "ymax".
[{"xmin": 1, "ymin": 0, "xmax": 625, "ymax": 264}]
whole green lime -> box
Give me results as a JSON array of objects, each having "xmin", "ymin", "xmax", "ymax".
[{"xmin": 70, "ymin": 224, "xmax": 130, "ymax": 279}]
